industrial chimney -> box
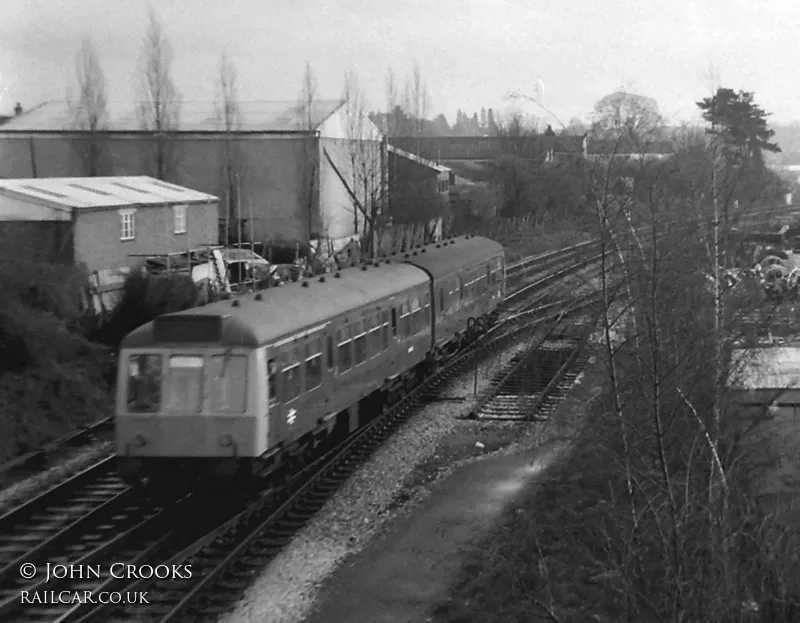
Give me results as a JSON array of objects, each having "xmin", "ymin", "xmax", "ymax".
[{"xmin": 14, "ymin": 102, "xmax": 22, "ymax": 116}]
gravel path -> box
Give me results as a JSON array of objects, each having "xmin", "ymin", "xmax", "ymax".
[{"xmin": 219, "ymin": 338, "xmax": 539, "ymax": 623}]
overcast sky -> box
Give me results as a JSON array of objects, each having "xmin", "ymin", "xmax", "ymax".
[{"xmin": 1, "ymin": 0, "xmax": 797, "ymax": 128}]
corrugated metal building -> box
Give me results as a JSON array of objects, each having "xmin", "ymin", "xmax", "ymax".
[
  {"xmin": 0, "ymin": 100, "xmax": 386, "ymax": 254},
  {"xmin": 0, "ymin": 175, "xmax": 219, "ymax": 286}
]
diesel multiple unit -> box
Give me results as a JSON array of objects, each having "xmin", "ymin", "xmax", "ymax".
[{"xmin": 115, "ymin": 235, "xmax": 505, "ymax": 486}]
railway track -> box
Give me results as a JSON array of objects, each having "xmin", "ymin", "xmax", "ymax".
[
  {"xmin": 0, "ymin": 418, "xmax": 113, "ymax": 486},
  {"xmin": 0, "ymin": 456, "xmax": 160, "ymax": 620},
  {"xmin": 469, "ymin": 308, "xmax": 598, "ymax": 421}
]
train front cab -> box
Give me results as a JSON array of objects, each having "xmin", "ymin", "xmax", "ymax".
[{"xmin": 115, "ymin": 339, "xmax": 269, "ymax": 483}]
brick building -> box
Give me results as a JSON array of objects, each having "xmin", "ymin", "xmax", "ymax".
[{"xmin": 0, "ymin": 176, "xmax": 219, "ymax": 293}]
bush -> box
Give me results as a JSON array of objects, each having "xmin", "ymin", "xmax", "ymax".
[
  {"xmin": 0, "ymin": 259, "xmax": 113, "ymax": 461},
  {"xmin": 92, "ymin": 271, "xmax": 200, "ymax": 348}
]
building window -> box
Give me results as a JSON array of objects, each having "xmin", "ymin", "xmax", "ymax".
[
  {"xmin": 173, "ymin": 204, "xmax": 187, "ymax": 234},
  {"xmin": 120, "ymin": 209, "xmax": 136, "ymax": 241}
]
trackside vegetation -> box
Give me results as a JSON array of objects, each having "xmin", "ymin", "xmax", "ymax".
[{"xmin": 432, "ymin": 88, "xmax": 800, "ymax": 622}]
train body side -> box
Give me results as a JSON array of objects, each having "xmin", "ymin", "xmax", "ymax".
[{"xmin": 115, "ymin": 260, "xmax": 432, "ymax": 463}]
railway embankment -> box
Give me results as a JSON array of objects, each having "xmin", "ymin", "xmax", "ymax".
[{"xmin": 431, "ymin": 335, "xmax": 800, "ymax": 621}]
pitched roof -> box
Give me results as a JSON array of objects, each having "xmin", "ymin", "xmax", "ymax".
[
  {"xmin": 388, "ymin": 145, "xmax": 451, "ymax": 172},
  {"xmin": 0, "ymin": 100, "xmax": 345, "ymax": 133},
  {"xmin": 0, "ymin": 176, "xmax": 217, "ymax": 210}
]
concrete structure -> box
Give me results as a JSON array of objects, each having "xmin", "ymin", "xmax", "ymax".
[
  {"xmin": 0, "ymin": 175, "xmax": 218, "ymax": 288},
  {"xmin": 0, "ymin": 100, "xmax": 385, "ymax": 254}
]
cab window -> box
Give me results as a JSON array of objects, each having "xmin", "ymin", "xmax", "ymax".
[
  {"xmin": 126, "ymin": 354, "xmax": 163, "ymax": 413},
  {"xmin": 165, "ymin": 355, "xmax": 204, "ymax": 413}
]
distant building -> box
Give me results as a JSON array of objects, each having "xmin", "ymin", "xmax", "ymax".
[
  {"xmin": 586, "ymin": 138, "xmax": 674, "ymax": 162},
  {"xmin": 388, "ymin": 135, "xmax": 588, "ymax": 163},
  {"xmin": 0, "ymin": 176, "xmax": 219, "ymax": 310},
  {"xmin": 386, "ymin": 145, "xmax": 448, "ymax": 245},
  {"xmin": 0, "ymin": 100, "xmax": 385, "ymax": 255}
]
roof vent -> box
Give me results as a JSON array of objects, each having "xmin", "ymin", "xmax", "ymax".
[
  {"xmin": 436, "ymin": 244, "xmax": 441, "ymax": 248},
  {"xmin": 373, "ymin": 262, "xmax": 380, "ymax": 267},
  {"xmin": 421, "ymin": 248, "xmax": 426, "ymax": 253},
  {"xmin": 386, "ymin": 258, "xmax": 391, "ymax": 263},
  {"xmin": 413, "ymin": 251, "xmax": 418, "ymax": 256},
  {"xmin": 302, "ymin": 280, "xmax": 309, "ymax": 287},
  {"xmin": 335, "ymin": 272, "xmax": 341, "ymax": 278},
  {"xmin": 319, "ymin": 276, "xmax": 326, "ymax": 283},
  {"xmin": 255, "ymin": 293, "xmax": 263, "ymax": 301},
  {"xmin": 232, "ymin": 299, "xmax": 240, "ymax": 307},
  {"xmin": 382, "ymin": 254, "xmax": 387, "ymax": 258},
  {"xmin": 391, "ymin": 252, "xmax": 397, "ymax": 256},
  {"xmin": 361, "ymin": 265, "xmax": 367, "ymax": 271}
]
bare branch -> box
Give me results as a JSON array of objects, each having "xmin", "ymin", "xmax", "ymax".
[
  {"xmin": 68, "ymin": 36, "xmax": 108, "ymax": 176},
  {"xmin": 137, "ymin": 8, "xmax": 182, "ymax": 180}
]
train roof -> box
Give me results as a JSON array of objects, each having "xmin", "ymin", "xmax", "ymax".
[
  {"xmin": 122, "ymin": 260, "xmax": 429, "ymax": 348},
  {"xmin": 401, "ymin": 235, "xmax": 504, "ymax": 279}
]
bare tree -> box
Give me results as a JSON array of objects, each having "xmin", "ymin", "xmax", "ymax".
[
  {"xmin": 214, "ymin": 50, "xmax": 243, "ymax": 244},
  {"xmin": 296, "ymin": 61, "xmax": 322, "ymax": 265},
  {"xmin": 590, "ymin": 90, "xmax": 663, "ymax": 144},
  {"xmin": 137, "ymin": 8, "xmax": 181, "ymax": 181},
  {"xmin": 68, "ymin": 37, "xmax": 109, "ymax": 176},
  {"xmin": 403, "ymin": 60, "xmax": 430, "ymax": 138},
  {"xmin": 342, "ymin": 70, "xmax": 387, "ymax": 257}
]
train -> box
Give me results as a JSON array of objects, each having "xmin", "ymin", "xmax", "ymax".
[{"xmin": 115, "ymin": 235, "xmax": 506, "ymax": 492}]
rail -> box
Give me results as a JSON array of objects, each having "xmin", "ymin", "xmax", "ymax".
[{"xmin": 504, "ymin": 203, "xmax": 798, "ymax": 278}]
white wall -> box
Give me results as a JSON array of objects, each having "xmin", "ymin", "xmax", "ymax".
[{"xmin": 0, "ymin": 194, "xmax": 71, "ymax": 221}]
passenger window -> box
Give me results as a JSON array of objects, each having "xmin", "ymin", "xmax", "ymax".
[
  {"xmin": 338, "ymin": 326, "xmax": 353, "ymax": 372},
  {"xmin": 282, "ymin": 362, "xmax": 302, "ymax": 402},
  {"xmin": 305, "ymin": 339, "xmax": 322, "ymax": 391},
  {"xmin": 326, "ymin": 335, "xmax": 335, "ymax": 370},
  {"xmin": 127, "ymin": 354, "xmax": 163, "ymax": 413},
  {"xmin": 486, "ymin": 265, "xmax": 492, "ymax": 285},
  {"xmin": 369, "ymin": 312, "xmax": 381, "ymax": 356},
  {"xmin": 165, "ymin": 355, "xmax": 204, "ymax": 413},
  {"xmin": 267, "ymin": 358, "xmax": 278, "ymax": 404},
  {"xmin": 382, "ymin": 310, "xmax": 390, "ymax": 349},
  {"xmin": 209, "ymin": 354, "xmax": 248, "ymax": 413},
  {"xmin": 354, "ymin": 321, "xmax": 367, "ymax": 365},
  {"xmin": 390, "ymin": 308, "xmax": 398, "ymax": 337},
  {"xmin": 400, "ymin": 301, "xmax": 411, "ymax": 337}
]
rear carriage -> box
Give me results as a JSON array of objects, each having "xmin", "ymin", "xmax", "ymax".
[{"xmin": 402, "ymin": 235, "xmax": 505, "ymax": 354}]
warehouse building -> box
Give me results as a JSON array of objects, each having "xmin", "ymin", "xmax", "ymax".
[{"xmin": 0, "ymin": 100, "xmax": 385, "ymax": 256}]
